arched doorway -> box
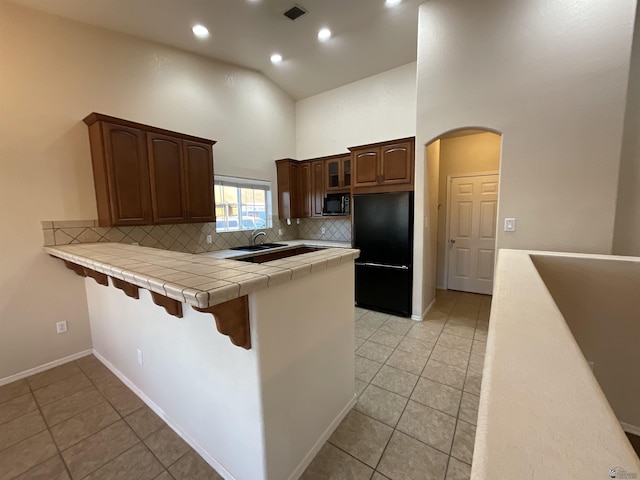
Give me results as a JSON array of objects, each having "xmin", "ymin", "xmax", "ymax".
[{"xmin": 426, "ymin": 128, "xmax": 502, "ymax": 295}]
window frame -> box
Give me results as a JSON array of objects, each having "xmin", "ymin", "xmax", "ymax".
[{"xmin": 214, "ymin": 175, "xmax": 272, "ymax": 233}]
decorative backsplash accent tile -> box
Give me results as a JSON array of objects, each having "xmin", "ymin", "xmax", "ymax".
[
  {"xmin": 298, "ymin": 218, "xmax": 352, "ymax": 243},
  {"xmin": 42, "ymin": 218, "xmax": 299, "ymax": 253}
]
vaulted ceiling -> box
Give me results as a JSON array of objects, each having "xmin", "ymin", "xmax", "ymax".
[{"xmin": 7, "ymin": 0, "xmax": 422, "ymax": 100}]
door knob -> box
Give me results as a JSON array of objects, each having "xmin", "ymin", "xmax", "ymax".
[{"xmin": 449, "ymin": 239, "xmax": 456, "ymax": 245}]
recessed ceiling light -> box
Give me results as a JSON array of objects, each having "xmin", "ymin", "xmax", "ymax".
[
  {"xmin": 192, "ymin": 24, "xmax": 210, "ymax": 39},
  {"xmin": 270, "ymin": 53, "xmax": 283, "ymax": 64},
  {"xmin": 385, "ymin": 0, "xmax": 402, "ymax": 7},
  {"xmin": 317, "ymin": 28, "xmax": 332, "ymax": 42}
]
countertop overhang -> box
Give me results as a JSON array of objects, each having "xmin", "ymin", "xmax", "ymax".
[{"xmin": 44, "ymin": 241, "xmax": 359, "ymax": 309}]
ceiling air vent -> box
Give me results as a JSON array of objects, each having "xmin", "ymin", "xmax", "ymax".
[{"xmin": 283, "ymin": 4, "xmax": 307, "ymax": 21}]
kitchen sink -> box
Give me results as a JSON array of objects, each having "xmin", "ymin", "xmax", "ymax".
[
  {"xmin": 229, "ymin": 243, "xmax": 288, "ymax": 252},
  {"xmin": 236, "ymin": 246, "xmax": 324, "ymax": 263}
]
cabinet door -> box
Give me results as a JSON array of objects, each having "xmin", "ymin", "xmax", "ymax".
[
  {"xmin": 102, "ymin": 123, "xmax": 152, "ymax": 225},
  {"xmin": 353, "ymin": 149, "xmax": 380, "ymax": 187},
  {"xmin": 298, "ymin": 162, "xmax": 312, "ymax": 218},
  {"xmin": 342, "ymin": 157, "xmax": 351, "ymax": 188},
  {"xmin": 311, "ymin": 161, "xmax": 325, "ymax": 217},
  {"xmin": 147, "ymin": 133, "xmax": 187, "ymax": 224},
  {"xmin": 380, "ymin": 142, "xmax": 413, "ymax": 186},
  {"xmin": 276, "ymin": 160, "xmax": 294, "ymax": 219},
  {"xmin": 183, "ymin": 140, "xmax": 215, "ymax": 222},
  {"xmin": 326, "ymin": 159, "xmax": 342, "ymax": 191},
  {"xmin": 290, "ymin": 162, "xmax": 300, "ymax": 218}
]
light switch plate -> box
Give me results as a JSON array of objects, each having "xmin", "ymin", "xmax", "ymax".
[{"xmin": 504, "ymin": 218, "xmax": 516, "ymax": 232}]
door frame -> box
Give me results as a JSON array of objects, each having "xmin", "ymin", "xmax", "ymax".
[{"xmin": 443, "ymin": 170, "xmax": 500, "ymax": 291}]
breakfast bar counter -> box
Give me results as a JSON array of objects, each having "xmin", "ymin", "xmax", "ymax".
[
  {"xmin": 45, "ymin": 242, "xmax": 359, "ymax": 480},
  {"xmin": 45, "ymin": 242, "xmax": 359, "ymax": 309}
]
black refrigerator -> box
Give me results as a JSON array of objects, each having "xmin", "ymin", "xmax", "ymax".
[{"xmin": 353, "ymin": 192, "xmax": 413, "ymax": 317}]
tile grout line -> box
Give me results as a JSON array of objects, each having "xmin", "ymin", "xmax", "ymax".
[
  {"xmin": 21, "ymin": 372, "xmax": 75, "ymax": 480},
  {"xmin": 72, "ymin": 360, "xmax": 178, "ymax": 480},
  {"xmin": 357, "ymin": 294, "xmax": 463, "ymax": 477},
  {"xmin": 352, "ymin": 293, "xmax": 484, "ymax": 479}
]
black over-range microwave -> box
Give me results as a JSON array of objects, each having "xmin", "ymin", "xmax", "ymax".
[{"xmin": 323, "ymin": 193, "xmax": 350, "ymax": 216}]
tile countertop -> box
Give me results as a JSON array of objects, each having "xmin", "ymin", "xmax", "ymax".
[{"xmin": 44, "ymin": 241, "xmax": 359, "ymax": 309}]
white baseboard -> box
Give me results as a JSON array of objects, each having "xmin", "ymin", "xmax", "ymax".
[
  {"xmin": 0, "ymin": 349, "xmax": 93, "ymax": 387},
  {"xmin": 621, "ymin": 421, "xmax": 640, "ymax": 436},
  {"xmin": 411, "ymin": 297, "xmax": 436, "ymax": 322},
  {"xmin": 287, "ymin": 394, "xmax": 357, "ymax": 480},
  {"xmin": 92, "ymin": 350, "xmax": 236, "ymax": 480},
  {"xmin": 436, "ymin": 284, "xmax": 446, "ymax": 290}
]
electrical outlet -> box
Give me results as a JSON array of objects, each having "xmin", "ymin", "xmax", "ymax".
[
  {"xmin": 56, "ymin": 321, "xmax": 67, "ymax": 334},
  {"xmin": 137, "ymin": 349, "xmax": 143, "ymax": 366},
  {"xmin": 321, "ymin": 227, "xmax": 326, "ymax": 235},
  {"xmin": 206, "ymin": 234, "xmax": 212, "ymax": 244},
  {"xmin": 278, "ymin": 229, "xmax": 283, "ymax": 236}
]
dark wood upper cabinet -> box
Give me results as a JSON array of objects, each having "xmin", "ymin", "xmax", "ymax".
[
  {"xmin": 276, "ymin": 158, "xmax": 326, "ymax": 219},
  {"xmin": 350, "ymin": 137, "xmax": 414, "ymax": 192},
  {"xmin": 380, "ymin": 142, "xmax": 413, "ymax": 185},
  {"xmin": 276, "ymin": 159, "xmax": 299, "ymax": 219},
  {"xmin": 311, "ymin": 161, "xmax": 325, "ymax": 217},
  {"xmin": 299, "ymin": 162, "xmax": 312, "ymax": 218},
  {"xmin": 91, "ymin": 122, "xmax": 152, "ymax": 226},
  {"xmin": 183, "ymin": 140, "xmax": 215, "ymax": 222},
  {"xmin": 352, "ymin": 150, "xmax": 379, "ymax": 188},
  {"xmin": 84, "ymin": 113, "xmax": 216, "ymax": 227},
  {"xmin": 147, "ymin": 133, "xmax": 187, "ymax": 224},
  {"xmin": 325, "ymin": 155, "xmax": 351, "ymax": 191}
]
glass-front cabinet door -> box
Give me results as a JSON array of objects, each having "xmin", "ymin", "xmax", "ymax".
[
  {"xmin": 325, "ymin": 155, "xmax": 351, "ymax": 191},
  {"xmin": 343, "ymin": 157, "xmax": 351, "ymax": 188},
  {"xmin": 326, "ymin": 159, "xmax": 341, "ymax": 190}
]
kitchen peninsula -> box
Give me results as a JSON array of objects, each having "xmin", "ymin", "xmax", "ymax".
[{"xmin": 45, "ymin": 242, "xmax": 359, "ymax": 480}]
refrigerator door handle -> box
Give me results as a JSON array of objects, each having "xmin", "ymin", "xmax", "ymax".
[{"xmin": 355, "ymin": 262, "xmax": 410, "ymax": 270}]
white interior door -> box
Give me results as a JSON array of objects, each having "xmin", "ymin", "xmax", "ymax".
[{"xmin": 447, "ymin": 174, "xmax": 499, "ymax": 295}]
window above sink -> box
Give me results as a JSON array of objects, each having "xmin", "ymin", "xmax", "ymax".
[{"xmin": 214, "ymin": 175, "xmax": 272, "ymax": 233}]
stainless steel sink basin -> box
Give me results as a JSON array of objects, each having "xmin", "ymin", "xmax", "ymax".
[{"xmin": 229, "ymin": 243, "xmax": 288, "ymax": 252}]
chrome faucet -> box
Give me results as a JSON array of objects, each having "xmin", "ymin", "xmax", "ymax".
[{"xmin": 251, "ymin": 230, "xmax": 267, "ymax": 246}]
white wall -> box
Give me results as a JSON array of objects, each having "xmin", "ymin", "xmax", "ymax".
[
  {"xmin": 422, "ymin": 140, "xmax": 440, "ymax": 316},
  {"xmin": 86, "ymin": 262, "xmax": 355, "ymax": 480},
  {"xmin": 253, "ymin": 262, "xmax": 355, "ymax": 480},
  {"xmin": 295, "ymin": 62, "xmax": 416, "ymax": 159},
  {"xmin": 613, "ymin": 4, "xmax": 640, "ymax": 257},
  {"xmin": 414, "ymin": 0, "xmax": 636, "ymax": 315},
  {"xmin": 531, "ymin": 254, "xmax": 640, "ymax": 430},
  {"xmin": 0, "ymin": 2, "xmax": 295, "ymax": 380},
  {"xmin": 87, "ymin": 282, "xmax": 265, "ymax": 480}
]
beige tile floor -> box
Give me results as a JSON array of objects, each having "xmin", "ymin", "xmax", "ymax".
[
  {"xmin": 0, "ymin": 289, "xmax": 487, "ymax": 480},
  {"xmin": 0, "ymin": 355, "xmax": 222, "ymax": 480},
  {"xmin": 302, "ymin": 289, "xmax": 489, "ymax": 480}
]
